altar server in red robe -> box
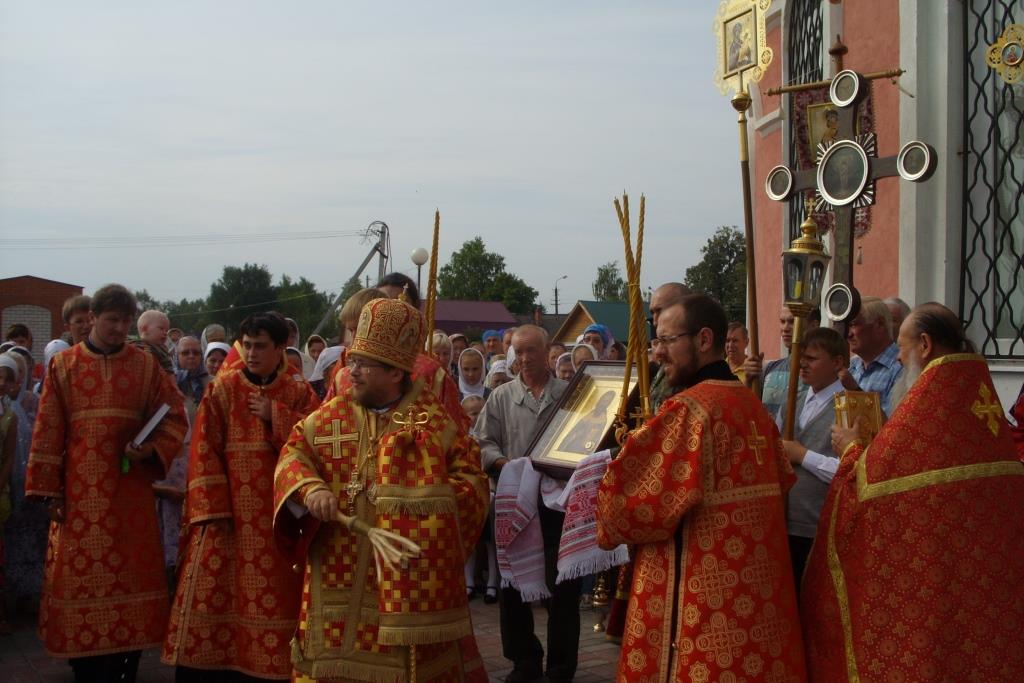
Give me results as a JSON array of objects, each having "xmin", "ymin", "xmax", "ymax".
[
  {"xmin": 803, "ymin": 302, "xmax": 1024, "ymax": 682},
  {"xmin": 597, "ymin": 294, "xmax": 806, "ymax": 683},
  {"xmin": 163, "ymin": 311, "xmax": 319, "ymax": 680},
  {"xmin": 26, "ymin": 284, "xmax": 188, "ymax": 683}
]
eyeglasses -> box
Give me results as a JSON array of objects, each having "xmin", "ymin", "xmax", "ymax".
[
  {"xmin": 650, "ymin": 331, "xmax": 698, "ymax": 349},
  {"xmin": 347, "ymin": 358, "xmax": 388, "ymax": 372}
]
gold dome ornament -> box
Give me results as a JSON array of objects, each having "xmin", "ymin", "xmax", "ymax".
[{"xmin": 988, "ymin": 24, "xmax": 1024, "ymax": 85}]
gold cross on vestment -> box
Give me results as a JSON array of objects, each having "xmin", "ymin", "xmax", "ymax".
[
  {"xmin": 393, "ymin": 407, "xmax": 430, "ymax": 430},
  {"xmin": 313, "ymin": 419, "xmax": 359, "ymax": 459},
  {"xmin": 971, "ymin": 384, "xmax": 1003, "ymax": 436},
  {"xmin": 747, "ymin": 421, "xmax": 768, "ymax": 465},
  {"xmin": 346, "ymin": 473, "xmax": 364, "ymax": 514}
]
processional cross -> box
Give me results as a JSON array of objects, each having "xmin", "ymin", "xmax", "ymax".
[{"xmin": 763, "ymin": 69, "xmax": 937, "ymax": 322}]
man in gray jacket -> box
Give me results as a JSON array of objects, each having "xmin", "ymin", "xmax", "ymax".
[{"xmin": 472, "ymin": 324, "xmax": 575, "ymax": 683}]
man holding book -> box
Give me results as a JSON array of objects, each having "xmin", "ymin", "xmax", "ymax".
[{"xmin": 26, "ymin": 284, "xmax": 188, "ymax": 683}]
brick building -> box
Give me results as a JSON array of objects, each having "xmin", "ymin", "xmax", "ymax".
[{"xmin": 0, "ymin": 275, "xmax": 83, "ymax": 362}]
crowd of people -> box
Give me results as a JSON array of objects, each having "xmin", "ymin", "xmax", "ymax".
[{"xmin": 0, "ymin": 273, "xmax": 1021, "ymax": 682}]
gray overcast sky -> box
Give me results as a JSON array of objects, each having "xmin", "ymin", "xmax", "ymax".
[{"xmin": 0, "ymin": 1, "xmax": 742, "ymax": 309}]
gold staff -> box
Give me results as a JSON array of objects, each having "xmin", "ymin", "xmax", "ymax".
[
  {"xmin": 424, "ymin": 210, "xmax": 440, "ymax": 354},
  {"xmin": 713, "ymin": 0, "xmax": 774, "ymax": 395}
]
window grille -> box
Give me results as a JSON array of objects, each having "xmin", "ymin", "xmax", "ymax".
[
  {"xmin": 786, "ymin": 0, "xmax": 824, "ymax": 240},
  {"xmin": 961, "ymin": 0, "xmax": 1024, "ymax": 358}
]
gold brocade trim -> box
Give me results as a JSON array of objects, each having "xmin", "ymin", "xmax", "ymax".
[
  {"xmin": 225, "ymin": 442, "xmax": 277, "ymax": 452},
  {"xmin": 374, "ymin": 497, "xmax": 456, "ymax": 516},
  {"xmin": 28, "ymin": 453, "xmax": 63, "ymax": 466},
  {"xmin": 188, "ymin": 512, "xmax": 232, "ymax": 524},
  {"xmin": 666, "ymin": 522, "xmax": 690, "ymax": 680},
  {"xmin": 376, "ymin": 614, "xmax": 473, "ymax": 646},
  {"xmin": 920, "ymin": 352, "xmax": 985, "ymax": 376},
  {"xmin": 188, "ymin": 474, "xmax": 228, "ymax": 489},
  {"xmin": 839, "ymin": 441, "xmax": 864, "ymax": 462},
  {"xmin": 704, "ymin": 483, "xmax": 781, "ymax": 507},
  {"xmin": 167, "ymin": 524, "xmax": 211, "ymax": 664},
  {"xmin": 855, "ymin": 455, "xmax": 1024, "ymax": 502},
  {"xmin": 25, "ymin": 487, "xmax": 62, "ymax": 499},
  {"xmin": 826, "ymin": 476, "xmax": 861, "ymax": 682}
]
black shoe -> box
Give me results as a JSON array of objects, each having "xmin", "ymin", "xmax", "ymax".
[
  {"xmin": 504, "ymin": 666, "xmax": 543, "ymax": 683},
  {"xmin": 466, "ymin": 588, "xmax": 478, "ymax": 601},
  {"xmin": 484, "ymin": 587, "xmax": 498, "ymax": 604}
]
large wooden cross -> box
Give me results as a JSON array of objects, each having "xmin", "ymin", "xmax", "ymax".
[{"xmin": 764, "ymin": 69, "xmax": 937, "ymax": 294}]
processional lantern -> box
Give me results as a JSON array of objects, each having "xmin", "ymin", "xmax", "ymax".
[{"xmin": 780, "ymin": 201, "xmax": 830, "ymax": 440}]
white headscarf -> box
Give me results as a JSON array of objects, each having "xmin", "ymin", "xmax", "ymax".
[
  {"xmin": 485, "ymin": 359, "xmax": 509, "ymax": 389},
  {"xmin": 203, "ymin": 341, "xmax": 231, "ymax": 363},
  {"xmin": 310, "ymin": 345, "xmax": 344, "ymax": 382},
  {"xmin": 0, "ymin": 354, "xmax": 18, "ymax": 379},
  {"xmin": 40, "ymin": 339, "xmax": 70, "ymax": 388},
  {"xmin": 457, "ymin": 348, "xmax": 487, "ymax": 398},
  {"xmin": 571, "ymin": 343, "xmax": 599, "ymax": 371},
  {"xmin": 505, "ymin": 346, "xmax": 519, "ymax": 377}
]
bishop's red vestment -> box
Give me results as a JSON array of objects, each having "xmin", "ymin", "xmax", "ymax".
[
  {"xmin": 26, "ymin": 343, "xmax": 188, "ymax": 657},
  {"xmin": 273, "ymin": 377, "xmax": 489, "ymax": 682},
  {"xmin": 162, "ymin": 365, "xmax": 319, "ymax": 678},
  {"xmin": 597, "ymin": 367, "xmax": 806, "ymax": 683},
  {"xmin": 801, "ymin": 354, "xmax": 1024, "ymax": 682}
]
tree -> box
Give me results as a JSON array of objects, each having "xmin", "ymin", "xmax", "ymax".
[
  {"xmin": 275, "ymin": 274, "xmax": 331, "ymax": 343},
  {"xmin": 206, "ymin": 263, "xmax": 277, "ymax": 334},
  {"xmin": 437, "ymin": 237, "xmax": 539, "ymax": 315},
  {"xmin": 592, "ymin": 262, "xmax": 627, "ymax": 302},
  {"xmin": 684, "ymin": 226, "xmax": 747, "ymax": 321}
]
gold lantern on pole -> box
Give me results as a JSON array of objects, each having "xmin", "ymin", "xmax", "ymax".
[{"xmin": 781, "ymin": 198, "xmax": 831, "ymax": 440}]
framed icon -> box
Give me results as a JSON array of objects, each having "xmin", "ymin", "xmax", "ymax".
[{"xmin": 525, "ymin": 361, "xmax": 638, "ymax": 478}]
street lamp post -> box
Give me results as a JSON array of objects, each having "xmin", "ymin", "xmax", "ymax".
[
  {"xmin": 780, "ymin": 198, "xmax": 832, "ymax": 440},
  {"xmin": 410, "ymin": 247, "xmax": 429, "ymax": 293},
  {"xmin": 553, "ymin": 275, "xmax": 568, "ymax": 314}
]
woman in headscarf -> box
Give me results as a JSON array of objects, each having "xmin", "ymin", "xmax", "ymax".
[
  {"xmin": 485, "ymin": 359, "xmax": 511, "ymax": 390},
  {"xmin": 304, "ymin": 334, "xmax": 327, "ymax": 363},
  {"xmin": 571, "ymin": 343, "xmax": 599, "ymax": 371},
  {"xmin": 35, "ymin": 339, "xmax": 70, "ymax": 394},
  {"xmin": 432, "ymin": 332, "xmax": 453, "ymax": 377},
  {"xmin": 581, "ymin": 323, "xmax": 614, "ymax": 359},
  {"xmin": 555, "ymin": 352, "xmax": 575, "ymax": 381},
  {"xmin": 457, "ymin": 348, "xmax": 489, "ymax": 401},
  {"xmin": 199, "ymin": 323, "xmax": 227, "ymax": 354},
  {"xmin": 309, "ymin": 345, "xmax": 344, "ymax": 400},
  {"xmin": 1, "ymin": 350, "xmax": 46, "ymax": 616},
  {"xmin": 204, "ymin": 341, "xmax": 231, "ymax": 378}
]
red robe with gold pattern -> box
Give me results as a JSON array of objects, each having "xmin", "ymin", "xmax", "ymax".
[
  {"xmin": 26, "ymin": 342, "xmax": 187, "ymax": 658},
  {"xmin": 328, "ymin": 353, "xmax": 468, "ymax": 432},
  {"xmin": 597, "ymin": 373, "xmax": 806, "ymax": 683},
  {"xmin": 162, "ymin": 366, "xmax": 320, "ymax": 678},
  {"xmin": 801, "ymin": 354, "xmax": 1024, "ymax": 682},
  {"xmin": 273, "ymin": 377, "xmax": 489, "ymax": 683}
]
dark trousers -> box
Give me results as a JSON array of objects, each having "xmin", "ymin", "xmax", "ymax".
[
  {"xmin": 69, "ymin": 651, "xmax": 141, "ymax": 683},
  {"xmin": 788, "ymin": 534, "xmax": 815, "ymax": 597},
  {"xmin": 499, "ymin": 503, "xmax": 582, "ymax": 680}
]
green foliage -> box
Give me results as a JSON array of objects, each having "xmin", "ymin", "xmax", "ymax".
[
  {"xmin": 275, "ymin": 274, "xmax": 331, "ymax": 343},
  {"xmin": 207, "ymin": 263, "xmax": 277, "ymax": 333},
  {"xmin": 684, "ymin": 226, "xmax": 747, "ymax": 321},
  {"xmin": 437, "ymin": 237, "xmax": 539, "ymax": 315},
  {"xmin": 592, "ymin": 261, "xmax": 627, "ymax": 302}
]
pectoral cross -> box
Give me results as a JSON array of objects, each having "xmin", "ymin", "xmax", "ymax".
[
  {"xmin": 765, "ymin": 69, "xmax": 936, "ymax": 293},
  {"xmin": 747, "ymin": 421, "xmax": 768, "ymax": 465},
  {"xmin": 346, "ymin": 473, "xmax": 364, "ymax": 514},
  {"xmin": 971, "ymin": 384, "xmax": 1003, "ymax": 437},
  {"xmin": 313, "ymin": 419, "xmax": 358, "ymax": 459}
]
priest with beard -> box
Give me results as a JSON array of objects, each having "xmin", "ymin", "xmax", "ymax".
[{"xmin": 803, "ymin": 302, "xmax": 1024, "ymax": 682}]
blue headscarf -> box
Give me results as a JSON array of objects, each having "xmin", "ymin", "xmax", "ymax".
[
  {"xmin": 482, "ymin": 329, "xmax": 501, "ymax": 342},
  {"xmin": 582, "ymin": 323, "xmax": 613, "ymax": 358}
]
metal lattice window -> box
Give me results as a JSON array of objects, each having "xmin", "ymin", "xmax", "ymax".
[
  {"xmin": 786, "ymin": 0, "xmax": 824, "ymax": 239},
  {"xmin": 961, "ymin": 0, "xmax": 1024, "ymax": 358}
]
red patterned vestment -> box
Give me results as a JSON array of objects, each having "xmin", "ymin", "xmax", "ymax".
[
  {"xmin": 162, "ymin": 366, "xmax": 320, "ymax": 678},
  {"xmin": 273, "ymin": 378, "xmax": 489, "ymax": 682},
  {"xmin": 801, "ymin": 354, "xmax": 1024, "ymax": 682},
  {"xmin": 328, "ymin": 353, "xmax": 468, "ymax": 431},
  {"xmin": 597, "ymin": 378, "xmax": 806, "ymax": 683},
  {"xmin": 25, "ymin": 343, "xmax": 187, "ymax": 657}
]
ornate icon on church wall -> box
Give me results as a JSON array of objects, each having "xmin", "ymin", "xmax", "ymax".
[
  {"xmin": 525, "ymin": 361, "xmax": 637, "ymax": 478},
  {"xmin": 713, "ymin": 0, "xmax": 773, "ymax": 95},
  {"xmin": 988, "ymin": 24, "xmax": 1024, "ymax": 84},
  {"xmin": 806, "ymin": 103, "xmax": 841, "ymax": 159}
]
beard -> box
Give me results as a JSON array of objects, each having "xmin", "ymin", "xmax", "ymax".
[{"xmin": 891, "ymin": 352, "xmax": 924, "ymax": 411}]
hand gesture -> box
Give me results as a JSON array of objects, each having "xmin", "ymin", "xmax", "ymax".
[
  {"xmin": 248, "ymin": 393, "xmax": 272, "ymax": 421},
  {"xmin": 831, "ymin": 416, "xmax": 866, "ymax": 455},
  {"xmin": 743, "ymin": 353, "xmax": 765, "ymax": 382},
  {"xmin": 781, "ymin": 439, "xmax": 807, "ymax": 465},
  {"xmin": 306, "ymin": 488, "xmax": 340, "ymax": 522},
  {"xmin": 124, "ymin": 442, "xmax": 154, "ymax": 462}
]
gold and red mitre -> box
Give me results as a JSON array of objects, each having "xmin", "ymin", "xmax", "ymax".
[{"xmin": 348, "ymin": 298, "xmax": 424, "ymax": 373}]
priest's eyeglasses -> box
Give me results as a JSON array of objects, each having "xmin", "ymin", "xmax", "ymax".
[
  {"xmin": 650, "ymin": 331, "xmax": 698, "ymax": 349},
  {"xmin": 347, "ymin": 358, "xmax": 389, "ymax": 372}
]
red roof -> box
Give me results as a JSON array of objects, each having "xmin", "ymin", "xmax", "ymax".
[{"xmin": 429, "ymin": 300, "xmax": 517, "ymax": 335}]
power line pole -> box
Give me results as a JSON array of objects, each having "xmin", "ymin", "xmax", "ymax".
[{"xmin": 552, "ymin": 275, "xmax": 568, "ymax": 314}]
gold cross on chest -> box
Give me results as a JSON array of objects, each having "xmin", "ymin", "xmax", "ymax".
[
  {"xmin": 747, "ymin": 421, "xmax": 768, "ymax": 465},
  {"xmin": 971, "ymin": 384, "xmax": 1003, "ymax": 436},
  {"xmin": 313, "ymin": 419, "xmax": 359, "ymax": 459}
]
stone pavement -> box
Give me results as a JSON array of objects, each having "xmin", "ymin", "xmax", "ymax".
[{"xmin": 0, "ymin": 599, "xmax": 621, "ymax": 682}]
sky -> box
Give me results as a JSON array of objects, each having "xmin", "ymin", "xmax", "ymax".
[{"xmin": 0, "ymin": 1, "xmax": 742, "ymax": 311}]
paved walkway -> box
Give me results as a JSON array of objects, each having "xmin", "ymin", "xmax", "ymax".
[{"xmin": 0, "ymin": 599, "xmax": 621, "ymax": 682}]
